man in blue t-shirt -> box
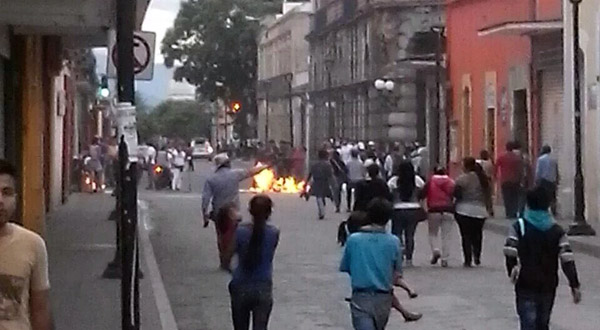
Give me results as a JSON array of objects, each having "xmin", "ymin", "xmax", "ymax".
[{"xmin": 340, "ymin": 198, "xmax": 402, "ymax": 330}]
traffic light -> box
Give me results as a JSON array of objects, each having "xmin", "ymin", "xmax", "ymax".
[
  {"xmin": 231, "ymin": 101, "xmax": 241, "ymax": 113},
  {"xmin": 98, "ymin": 75, "xmax": 110, "ymax": 98}
]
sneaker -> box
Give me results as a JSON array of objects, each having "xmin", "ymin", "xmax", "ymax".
[
  {"xmin": 463, "ymin": 262, "xmax": 473, "ymax": 268},
  {"xmin": 441, "ymin": 260, "xmax": 449, "ymax": 268},
  {"xmin": 405, "ymin": 259, "xmax": 413, "ymax": 267},
  {"xmin": 474, "ymin": 258, "xmax": 481, "ymax": 266},
  {"xmin": 430, "ymin": 251, "xmax": 441, "ymax": 265},
  {"xmin": 319, "ymin": 215, "xmax": 325, "ymax": 220},
  {"xmin": 403, "ymin": 312, "xmax": 423, "ymax": 322}
]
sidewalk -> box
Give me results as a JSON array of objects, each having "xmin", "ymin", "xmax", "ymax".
[
  {"xmin": 486, "ymin": 206, "xmax": 600, "ymax": 258},
  {"xmin": 45, "ymin": 193, "xmax": 162, "ymax": 330}
]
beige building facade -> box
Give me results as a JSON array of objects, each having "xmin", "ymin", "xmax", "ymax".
[{"xmin": 257, "ymin": 1, "xmax": 313, "ymax": 147}]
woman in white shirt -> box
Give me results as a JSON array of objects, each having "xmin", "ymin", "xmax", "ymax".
[{"xmin": 388, "ymin": 160, "xmax": 426, "ymax": 267}]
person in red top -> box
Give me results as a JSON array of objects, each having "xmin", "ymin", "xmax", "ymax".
[
  {"xmin": 422, "ymin": 166, "xmax": 455, "ymax": 267},
  {"xmin": 496, "ymin": 142, "xmax": 525, "ymax": 219}
]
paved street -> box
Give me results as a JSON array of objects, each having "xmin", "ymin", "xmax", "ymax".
[{"xmin": 141, "ymin": 161, "xmax": 600, "ymax": 330}]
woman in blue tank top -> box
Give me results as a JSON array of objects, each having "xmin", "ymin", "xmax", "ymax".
[{"xmin": 228, "ymin": 194, "xmax": 280, "ymax": 330}]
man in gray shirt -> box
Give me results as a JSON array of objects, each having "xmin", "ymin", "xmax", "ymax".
[
  {"xmin": 202, "ymin": 153, "xmax": 269, "ymax": 227},
  {"xmin": 345, "ymin": 149, "xmax": 365, "ymax": 212}
]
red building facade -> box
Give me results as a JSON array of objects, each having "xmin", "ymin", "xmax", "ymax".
[{"xmin": 446, "ymin": 0, "xmax": 532, "ymax": 167}]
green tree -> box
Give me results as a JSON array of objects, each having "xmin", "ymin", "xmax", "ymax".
[
  {"xmin": 137, "ymin": 100, "xmax": 212, "ymax": 143},
  {"xmin": 161, "ymin": 0, "xmax": 283, "ymax": 138}
]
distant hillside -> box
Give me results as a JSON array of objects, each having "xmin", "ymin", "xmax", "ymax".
[{"xmin": 94, "ymin": 50, "xmax": 187, "ymax": 108}]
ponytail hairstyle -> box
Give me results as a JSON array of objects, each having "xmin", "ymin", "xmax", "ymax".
[
  {"xmin": 463, "ymin": 157, "xmax": 492, "ymax": 204},
  {"xmin": 395, "ymin": 160, "xmax": 416, "ymax": 202},
  {"xmin": 243, "ymin": 194, "xmax": 273, "ymax": 271}
]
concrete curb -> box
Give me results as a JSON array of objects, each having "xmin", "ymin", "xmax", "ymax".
[
  {"xmin": 139, "ymin": 200, "xmax": 179, "ymax": 330},
  {"xmin": 485, "ymin": 220, "xmax": 600, "ymax": 259}
]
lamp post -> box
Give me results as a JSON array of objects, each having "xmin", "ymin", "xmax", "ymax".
[
  {"xmin": 285, "ymin": 73, "xmax": 294, "ymax": 145},
  {"xmin": 374, "ymin": 79, "xmax": 395, "ymax": 131},
  {"xmin": 568, "ymin": 0, "xmax": 596, "ymax": 236}
]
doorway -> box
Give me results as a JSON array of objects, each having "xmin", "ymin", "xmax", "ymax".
[
  {"xmin": 513, "ymin": 89, "xmax": 529, "ymax": 152},
  {"xmin": 486, "ymin": 107, "xmax": 496, "ymax": 158},
  {"xmin": 461, "ymin": 87, "xmax": 472, "ymax": 157}
]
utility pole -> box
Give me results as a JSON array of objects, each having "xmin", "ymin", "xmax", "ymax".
[
  {"xmin": 568, "ymin": 0, "xmax": 596, "ymax": 236},
  {"xmin": 116, "ymin": 0, "xmax": 140, "ymax": 329}
]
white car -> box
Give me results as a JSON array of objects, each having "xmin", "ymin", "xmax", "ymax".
[{"xmin": 191, "ymin": 138, "xmax": 214, "ymax": 160}]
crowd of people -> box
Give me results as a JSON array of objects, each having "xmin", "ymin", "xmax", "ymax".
[{"xmin": 197, "ymin": 136, "xmax": 580, "ymax": 330}]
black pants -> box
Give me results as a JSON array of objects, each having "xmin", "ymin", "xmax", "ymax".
[
  {"xmin": 538, "ymin": 180, "xmax": 557, "ymax": 216},
  {"xmin": 392, "ymin": 209, "xmax": 420, "ymax": 261},
  {"xmin": 455, "ymin": 214, "xmax": 485, "ymax": 265},
  {"xmin": 333, "ymin": 176, "xmax": 345, "ymax": 211},
  {"xmin": 229, "ymin": 283, "xmax": 273, "ymax": 330},
  {"xmin": 502, "ymin": 182, "xmax": 523, "ymax": 218}
]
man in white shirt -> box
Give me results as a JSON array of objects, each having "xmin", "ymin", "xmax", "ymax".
[
  {"xmin": 0, "ymin": 160, "xmax": 52, "ymax": 330},
  {"xmin": 172, "ymin": 147, "xmax": 187, "ymax": 191}
]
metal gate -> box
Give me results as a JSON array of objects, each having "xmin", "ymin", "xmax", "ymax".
[{"xmin": 540, "ymin": 68, "xmax": 563, "ymax": 159}]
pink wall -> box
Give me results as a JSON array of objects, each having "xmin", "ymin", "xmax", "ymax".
[
  {"xmin": 447, "ymin": 0, "xmax": 532, "ymax": 167},
  {"xmin": 536, "ymin": 0, "xmax": 562, "ymax": 21}
]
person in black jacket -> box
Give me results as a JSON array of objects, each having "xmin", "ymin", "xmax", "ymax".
[
  {"xmin": 353, "ymin": 164, "xmax": 392, "ymax": 212},
  {"xmin": 504, "ymin": 186, "xmax": 582, "ymax": 330}
]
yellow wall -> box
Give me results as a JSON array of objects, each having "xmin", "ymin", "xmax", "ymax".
[{"xmin": 20, "ymin": 36, "xmax": 46, "ymax": 235}]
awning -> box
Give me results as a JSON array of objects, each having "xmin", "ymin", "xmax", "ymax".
[{"xmin": 478, "ymin": 20, "xmax": 562, "ymax": 37}]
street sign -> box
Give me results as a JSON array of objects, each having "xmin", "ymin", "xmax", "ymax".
[
  {"xmin": 107, "ymin": 30, "xmax": 156, "ymax": 81},
  {"xmin": 115, "ymin": 102, "xmax": 139, "ymax": 162}
]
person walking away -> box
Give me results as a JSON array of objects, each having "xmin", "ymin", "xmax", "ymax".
[
  {"xmin": 504, "ymin": 186, "xmax": 581, "ymax": 330},
  {"xmin": 290, "ymin": 146, "xmax": 306, "ymax": 180},
  {"xmin": 477, "ymin": 150, "xmax": 494, "ymax": 182},
  {"xmin": 343, "ymin": 211, "xmax": 422, "ymax": 323},
  {"xmin": 384, "ymin": 146, "xmax": 403, "ymax": 180},
  {"xmin": 202, "ymin": 153, "xmax": 270, "ymax": 239},
  {"xmin": 331, "ymin": 151, "xmax": 349, "ymax": 213},
  {"xmin": 171, "ymin": 146, "xmax": 186, "ymax": 191},
  {"xmin": 388, "ymin": 160, "xmax": 426, "ymax": 267},
  {"xmin": 88, "ymin": 137, "xmax": 105, "ymax": 192},
  {"xmin": 0, "ymin": 160, "xmax": 53, "ymax": 330},
  {"xmin": 226, "ymin": 195, "xmax": 279, "ymax": 330},
  {"xmin": 305, "ymin": 149, "xmax": 335, "ymax": 220},
  {"xmin": 496, "ymin": 142, "xmax": 525, "ymax": 218},
  {"xmin": 215, "ymin": 202, "xmax": 241, "ymax": 271},
  {"xmin": 340, "ymin": 198, "xmax": 403, "ymax": 330},
  {"xmin": 423, "ymin": 166, "xmax": 455, "ymax": 267},
  {"xmin": 346, "ymin": 149, "xmax": 365, "ymax": 212},
  {"xmin": 535, "ymin": 145, "xmax": 559, "ymax": 216},
  {"xmin": 353, "ymin": 165, "xmax": 392, "ymax": 212},
  {"xmin": 454, "ymin": 157, "xmax": 493, "ymax": 267}
]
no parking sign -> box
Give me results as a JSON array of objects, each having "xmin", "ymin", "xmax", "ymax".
[{"xmin": 107, "ymin": 30, "xmax": 156, "ymax": 81}]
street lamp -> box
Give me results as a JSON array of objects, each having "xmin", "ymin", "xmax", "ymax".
[
  {"xmin": 375, "ymin": 78, "xmax": 395, "ymax": 92},
  {"xmin": 568, "ymin": 0, "xmax": 596, "ymax": 235}
]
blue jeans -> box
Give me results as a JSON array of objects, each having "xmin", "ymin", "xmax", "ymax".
[
  {"xmin": 516, "ymin": 291, "xmax": 556, "ymax": 330},
  {"xmin": 350, "ymin": 292, "xmax": 393, "ymax": 330},
  {"xmin": 229, "ymin": 282, "xmax": 273, "ymax": 330}
]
